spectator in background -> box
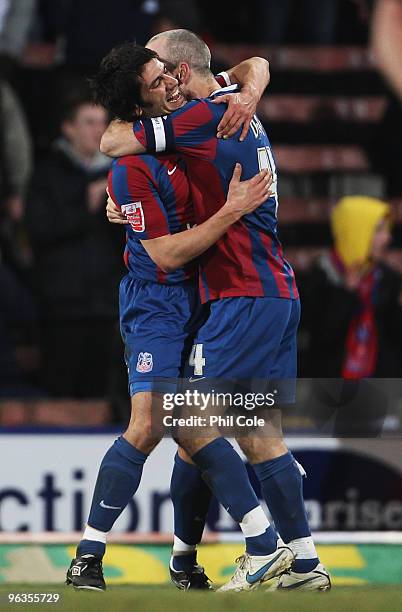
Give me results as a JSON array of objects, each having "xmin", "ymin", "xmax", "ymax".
[
  {"xmin": 302, "ymin": 196, "xmax": 402, "ymax": 379},
  {"xmin": 41, "ymin": 0, "xmax": 159, "ymax": 74},
  {"xmin": 370, "ymin": 0, "xmax": 402, "ymax": 196},
  {"xmin": 0, "ymin": 79, "xmax": 33, "ymax": 274},
  {"xmin": 300, "ymin": 196, "xmax": 402, "ymax": 436},
  {"xmin": 0, "ymin": 259, "xmax": 41, "ymax": 397},
  {"xmin": 257, "ymin": 0, "xmax": 337, "ymax": 45},
  {"xmin": 0, "ymin": 0, "xmax": 37, "ymax": 83},
  {"xmin": 25, "ymin": 93, "xmax": 124, "ymax": 398},
  {"xmin": 155, "ymin": 0, "xmax": 202, "ymax": 33},
  {"xmin": 371, "ymin": 0, "xmax": 402, "ymax": 100}
]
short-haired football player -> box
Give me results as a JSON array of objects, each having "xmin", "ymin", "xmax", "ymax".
[
  {"xmin": 67, "ymin": 54, "xmax": 291, "ymax": 592},
  {"xmin": 99, "ymin": 31, "xmax": 330, "ymax": 592}
]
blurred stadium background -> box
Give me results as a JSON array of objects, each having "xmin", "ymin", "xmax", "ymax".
[{"xmin": 0, "ymin": 0, "xmax": 402, "ymax": 596}]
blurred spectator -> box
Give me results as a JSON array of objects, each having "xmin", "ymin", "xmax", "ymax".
[
  {"xmin": 38, "ymin": 0, "xmax": 203, "ymax": 75},
  {"xmin": 302, "ymin": 196, "xmax": 402, "ymax": 378},
  {"xmin": 257, "ymin": 0, "xmax": 337, "ymax": 45},
  {"xmin": 0, "ymin": 79, "xmax": 33, "ymax": 273},
  {"xmin": 369, "ymin": 0, "xmax": 402, "ymax": 196},
  {"xmin": 371, "ymin": 0, "xmax": 402, "ymax": 100},
  {"xmin": 25, "ymin": 92, "xmax": 124, "ymax": 398},
  {"xmin": 154, "ymin": 0, "xmax": 202, "ymax": 33},
  {"xmin": 299, "ymin": 195, "xmax": 402, "ymax": 435},
  {"xmin": 41, "ymin": 0, "xmax": 159, "ymax": 74},
  {"xmin": 0, "ymin": 0, "xmax": 37, "ymax": 83},
  {"xmin": 0, "ymin": 259, "xmax": 41, "ymax": 397}
]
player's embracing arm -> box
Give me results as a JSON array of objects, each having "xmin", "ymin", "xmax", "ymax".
[
  {"xmin": 100, "ymin": 57, "xmax": 270, "ymax": 156},
  {"xmin": 215, "ymin": 57, "xmax": 270, "ymax": 140},
  {"xmin": 108, "ymin": 164, "xmax": 273, "ymax": 272},
  {"xmin": 101, "ymin": 101, "xmax": 217, "ymax": 159}
]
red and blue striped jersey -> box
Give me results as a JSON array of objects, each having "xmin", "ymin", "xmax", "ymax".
[
  {"xmin": 108, "ymin": 153, "xmax": 196, "ymax": 284},
  {"xmin": 133, "ymin": 85, "xmax": 298, "ymax": 303}
]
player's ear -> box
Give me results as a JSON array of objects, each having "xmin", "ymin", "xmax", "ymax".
[{"xmin": 177, "ymin": 62, "xmax": 190, "ymax": 85}]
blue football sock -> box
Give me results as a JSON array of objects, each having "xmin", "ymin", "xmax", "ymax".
[
  {"xmin": 77, "ymin": 540, "xmax": 105, "ymax": 558},
  {"xmin": 78, "ymin": 436, "xmax": 147, "ymax": 557},
  {"xmin": 192, "ymin": 438, "xmax": 277, "ymax": 554},
  {"xmin": 192, "ymin": 438, "xmax": 258, "ymax": 523},
  {"xmin": 293, "ymin": 558, "xmax": 318, "ymax": 573},
  {"xmin": 170, "ymin": 452, "xmax": 212, "ymax": 546},
  {"xmin": 253, "ymin": 451, "xmax": 319, "ymax": 571},
  {"xmin": 245, "ymin": 527, "xmax": 278, "ymax": 556},
  {"xmin": 171, "ymin": 552, "xmax": 197, "ymax": 572}
]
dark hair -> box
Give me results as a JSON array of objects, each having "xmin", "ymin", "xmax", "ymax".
[
  {"xmin": 89, "ymin": 42, "xmax": 158, "ymax": 121},
  {"xmin": 60, "ymin": 83, "xmax": 95, "ymax": 123}
]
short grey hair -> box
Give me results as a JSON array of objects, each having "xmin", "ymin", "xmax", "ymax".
[{"xmin": 148, "ymin": 29, "xmax": 212, "ymax": 75}]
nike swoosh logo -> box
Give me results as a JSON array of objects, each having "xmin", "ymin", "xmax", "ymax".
[
  {"xmin": 246, "ymin": 550, "xmax": 284, "ymax": 584},
  {"xmin": 188, "ymin": 376, "xmax": 205, "ymax": 383},
  {"xmin": 167, "ymin": 166, "xmax": 177, "ymax": 175},
  {"xmin": 278, "ymin": 575, "xmax": 322, "ymax": 590},
  {"xmin": 100, "ymin": 500, "xmax": 122, "ymax": 510}
]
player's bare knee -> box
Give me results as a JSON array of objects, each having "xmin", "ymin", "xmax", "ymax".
[
  {"xmin": 124, "ymin": 422, "xmax": 162, "ymax": 454},
  {"xmin": 237, "ymin": 435, "xmax": 288, "ymax": 463},
  {"xmin": 123, "ymin": 392, "xmax": 164, "ymax": 453},
  {"xmin": 236, "ymin": 436, "xmax": 262, "ymax": 463}
]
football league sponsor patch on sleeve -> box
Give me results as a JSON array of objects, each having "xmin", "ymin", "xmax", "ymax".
[{"xmin": 121, "ymin": 202, "xmax": 145, "ymax": 232}]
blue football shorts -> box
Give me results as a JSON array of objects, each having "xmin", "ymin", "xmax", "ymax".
[
  {"xmin": 119, "ymin": 275, "xmax": 208, "ymax": 396},
  {"xmin": 184, "ymin": 296, "xmax": 301, "ymax": 404}
]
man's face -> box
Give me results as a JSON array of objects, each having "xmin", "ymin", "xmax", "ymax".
[
  {"xmin": 139, "ymin": 57, "xmax": 186, "ymax": 117},
  {"xmin": 63, "ymin": 104, "xmax": 107, "ymax": 157},
  {"xmin": 370, "ymin": 217, "xmax": 391, "ymax": 261}
]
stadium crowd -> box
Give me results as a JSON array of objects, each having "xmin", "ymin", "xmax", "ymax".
[{"xmin": 0, "ymin": 0, "xmax": 401, "ymax": 422}]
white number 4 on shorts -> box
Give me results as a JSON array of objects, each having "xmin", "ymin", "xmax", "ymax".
[{"xmin": 189, "ymin": 343, "xmax": 205, "ymax": 376}]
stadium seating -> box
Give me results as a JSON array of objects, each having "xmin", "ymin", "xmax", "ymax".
[{"xmin": 0, "ymin": 400, "xmax": 111, "ymax": 426}]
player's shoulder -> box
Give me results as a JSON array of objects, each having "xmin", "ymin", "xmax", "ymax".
[
  {"xmin": 112, "ymin": 153, "xmax": 167, "ymax": 175},
  {"xmin": 189, "ymin": 84, "xmax": 241, "ymax": 117},
  {"xmin": 208, "ymin": 84, "xmax": 239, "ymax": 101},
  {"xmin": 169, "ymin": 96, "xmax": 218, "ymax": 123}
]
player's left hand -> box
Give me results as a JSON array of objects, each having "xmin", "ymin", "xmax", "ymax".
[
  {"xmin": 106, "ymin": 190, "xmax": 129, "ymax": 224},
  {"xmin": 213, "ymin": 90, "xmax": 258, "ymax": 142}
]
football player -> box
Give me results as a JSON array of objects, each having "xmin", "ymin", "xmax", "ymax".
[{"xmin": 99, "ymin": 30, "xmax": 330, "ymax": 593}]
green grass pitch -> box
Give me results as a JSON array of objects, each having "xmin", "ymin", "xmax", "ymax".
[{"xmin": 1, "ymin": 585, "xmax": 402, "ymax": 612}]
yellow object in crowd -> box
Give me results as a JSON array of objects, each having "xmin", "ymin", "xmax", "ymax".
[{"xmin": 331, "ymin": 196, "xmax": 390, "ymax": 267}]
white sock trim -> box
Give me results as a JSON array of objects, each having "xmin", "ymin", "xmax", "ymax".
[
  {"xmin": 289, "ymin": 536, "xmax": 318, "ymax": 559},
  {"xmin": 173, "ymin": 535, "xmax": 197, "ymax": 554},
  {"xmin": 239, "ymin": 506, "xmax": 270, "ymax": 538},
  {"xmin": 82, "ymin": 525, "xmax": 108, "ymax": 544}
]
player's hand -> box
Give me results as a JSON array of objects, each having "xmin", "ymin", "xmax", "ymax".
[
  {"xmin": 224, "ymin": 163, "xmax": 274, "ymax": 220},
  {"xmin": 213, "ymin": 90, "xmax": 258, "ymax": 142},
  {"xmin": 106, "ymin": 193, "xmax": 129, "ymax": 224}
]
